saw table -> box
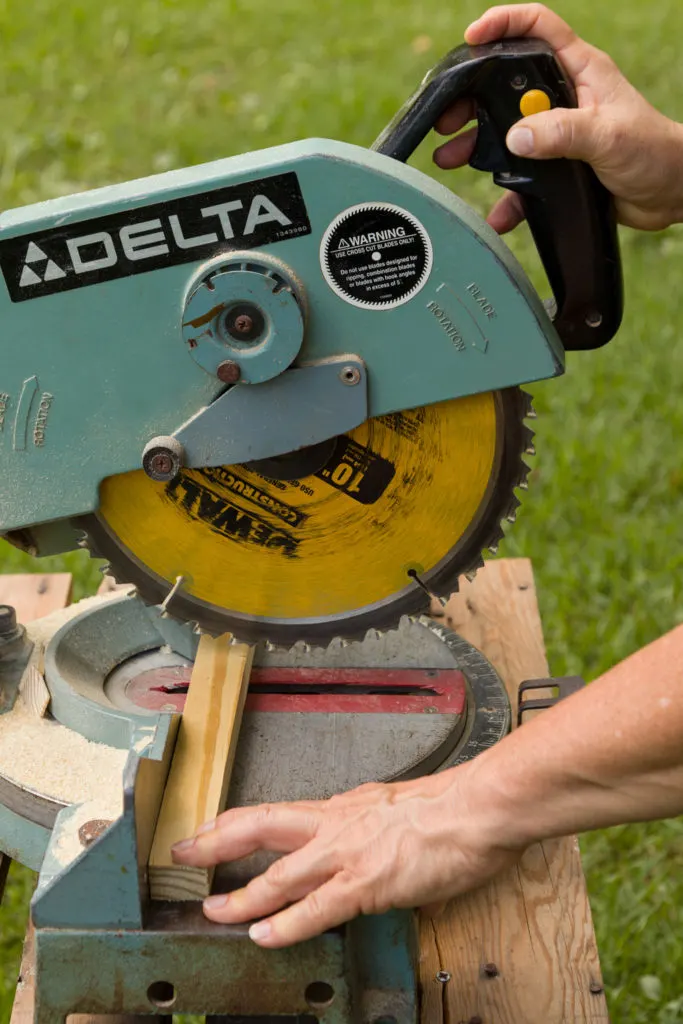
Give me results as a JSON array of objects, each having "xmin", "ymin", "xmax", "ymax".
[{"xmin": 1, "ymin": 559, "xmax": 608, "ymax": 1024}]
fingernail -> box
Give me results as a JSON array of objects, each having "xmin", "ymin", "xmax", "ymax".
[
  {"xmin": 197, "ymin": 819, "xmax": 216, "ymax": 835},
  {"xmin": 249, "ymin": 920, "xmax": 272, "ymax": 942},
  {"xmin": 204, "ymin": 894, "xmax": 229, "ymax": 910},
  {"xmin": 171, "ymin": 838, "xmax": 196, "ymax": 853},
  {"xmin": 507, "ymin": 127, "xmax": 534, "ymax": 156}
]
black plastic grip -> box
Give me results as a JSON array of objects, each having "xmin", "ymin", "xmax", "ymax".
[{"xmin": 374, "ymin": 39, "xmax": 623, "ymax": 351}]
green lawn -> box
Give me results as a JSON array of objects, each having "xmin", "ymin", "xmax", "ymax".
[{"xmin": 2, "ymin": 0, "xmax": 683, "ymax": 1019}]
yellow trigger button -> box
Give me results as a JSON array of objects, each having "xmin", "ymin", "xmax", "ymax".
[{"xmin": 519, "ymin": 89, "xmax": 552, "ymax": 118}]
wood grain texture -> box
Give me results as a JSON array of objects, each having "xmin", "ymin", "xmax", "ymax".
[
  {"xmin": 149, "ymin": 634, "xmax": 254, "ymax": 901},
  {"xmin": 420, "ymin": 558, "xmax": 608, "ymax": 1023},
  {"xmin": 0, "ymin": 573, "xmax": 72, "ymax": 624}
]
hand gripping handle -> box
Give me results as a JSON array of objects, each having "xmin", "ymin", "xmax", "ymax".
[{"xmin": 374, "ymin": 39, "xmax": 623, "ymax": 351}]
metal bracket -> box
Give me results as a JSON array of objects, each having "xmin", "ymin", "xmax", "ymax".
[
  {"xmin": 172, "ymin": 357, "xmax": 367, "ymax": 469},
  {"xmin": 517, "ymin": 675, "xmax": 584, "ymax": 727}
]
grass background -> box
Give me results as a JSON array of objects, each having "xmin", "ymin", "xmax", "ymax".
[{"xmin": 1, "ymin": 0, "xmax": 683, "ymax": 1018}]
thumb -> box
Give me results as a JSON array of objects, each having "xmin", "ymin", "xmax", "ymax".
[{"xmin": 506, "ymin": 107, "xmax": 597, "ymax": 162}]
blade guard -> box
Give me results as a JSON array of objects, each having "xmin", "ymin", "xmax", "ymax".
[
  {"xmin": 0, "ymin": 140, "xmax": 561, "ymax": 537},
  {"xmin": 375, "ymin": 38, "xmax": 624, "ymax": 352}
]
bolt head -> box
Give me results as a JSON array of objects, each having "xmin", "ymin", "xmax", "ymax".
[
  {"xmin": 142, "ymin": 436, "xmax": 184, "ymax": 482},
  {"xmin": 217, "ymin": 360, "xmax": 242, "ymax": 384},
  {"xmin": 78, "ymin": 818, "xmax": 113, "ymax": 847}
]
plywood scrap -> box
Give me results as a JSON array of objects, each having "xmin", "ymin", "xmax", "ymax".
[{"xmin": 149, "ymin": 634, "xmax": 253, "ymax": 901}]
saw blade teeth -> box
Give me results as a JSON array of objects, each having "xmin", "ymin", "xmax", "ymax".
[
  {"xmin": 264, "ymin": 640, "xmax": 277, "ymax": 653},
  {"xmin": 74, "ymin": 385, "xmax": 536, "ymax": 648}
]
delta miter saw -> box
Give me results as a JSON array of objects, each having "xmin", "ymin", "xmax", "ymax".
[{"xmin": 0, "ymin": 40, "xmax": 622, "ymax": 1024}]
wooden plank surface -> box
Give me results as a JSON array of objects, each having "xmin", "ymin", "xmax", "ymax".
[
  {"xmin": 420, "ymin": 558, "xmax": 608, "ymax": 1023},
  {"xmin": 0, "ymin": 574, "xmax": 72, "ymax": 625},
  {"xmin": 149, "ymin": 634, "xmax": 254, "ymax": 901}
]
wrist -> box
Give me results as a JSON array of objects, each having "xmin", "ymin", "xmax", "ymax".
[
  {"xmin": 661, "ymin": 119, "xmax": 683, "ymax": 227},
  {"xmin": 440, "ymin": 745, "xmax": 542, "ymax": 856}
]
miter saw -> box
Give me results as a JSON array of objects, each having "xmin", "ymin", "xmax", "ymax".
[{"xmin": 0, "ymin": 38, "xmax": 621, "ymax": 1024}]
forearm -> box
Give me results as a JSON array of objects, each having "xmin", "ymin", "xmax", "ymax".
[{"xmin": 455, "ymin": 623, "xmax": 683, "ymax": 850}]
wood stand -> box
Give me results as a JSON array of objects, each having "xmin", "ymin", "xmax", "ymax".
[{"xmin": 2, "ymin": 560, "xmax": 608, "ymax": 1023}]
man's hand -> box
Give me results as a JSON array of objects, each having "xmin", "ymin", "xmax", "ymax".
[
  {"xmin": 171, "ymin": 769, "xmax": 520, "ymax": 948},
  {"xmin": 434, "ymin": 4, "xmax": 683, "ymax": 232}
]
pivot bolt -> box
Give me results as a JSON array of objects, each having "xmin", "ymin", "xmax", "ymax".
[
  {"xmin": 217, "ymin": 360, "xmax": 242, "ymax": 384},
  {"xmin": 142, "ymin": 436, "xmax": 185, "ymax": 483},
  {"xmin": 224, "ymin": 303, "xmax": 266, "ymax": 343},
  {"xmin": 340, "ymin": 366, "xmax": 362, "ymax": 386},
  {"xmin": 78, "ymin": 818, "xmax": 113, "ymax": 847}
]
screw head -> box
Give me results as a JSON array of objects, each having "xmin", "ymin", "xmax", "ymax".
[
  {"xmin": 483, "ymin": 962, "xmax": 499, "ymax": 978},
  {"xmin": 142, "ymin": 436, "xmax": 184, "ymax": 482},
  {"xmin": 340, "ymin": 366, "xmax": 362, "ymax": 386},
  {"xmin": 150, "ymin": 452, "xmax": 173, "ymax": 477},
  {"xmin": 224, "ymin": 303, "xmax": 266, "ymax": 343},
  {"xmin": 217, "ymin": 359, "xmax": 242, "ymax": 384},
  {"xmin": 586, "ymin": 310, "xmax": 603, "ymax": 328},
  {"xmin": 589, "ymin": 981, "xmax": 604, "ymax": 995},
  {"xmin": 511, "ymin": 74, "xmax": 527, "ymax": 90},
  {"xmin": 234, "ymin": 313, "xmax": 254, "ymax": 335},
  {"xmin": 436, "ymin": 970, "xmax": 451, "ymax": 984}
]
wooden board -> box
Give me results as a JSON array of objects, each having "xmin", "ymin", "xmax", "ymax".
[
  {"xmin": 420, "ymin": 558, "xmax": 608, "ymax": 1023},
  {"xmin": 149, "ymin": 634, "xmax": 254, "ymax": 901},
  {"xmin": 0, "ymin": 574, "xmax": 72, "ymax": 625}
]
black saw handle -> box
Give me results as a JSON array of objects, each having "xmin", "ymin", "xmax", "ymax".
[{"xmin": 374, "ymin": 38, "xmax": 623, "ymax": 351}]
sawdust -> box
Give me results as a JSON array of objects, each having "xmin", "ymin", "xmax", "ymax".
[
  {"xmin": 50, "ymin": 798, "xmax": 122, "ymax": 870},
  {"xmin": 0, "ymin": 592, "xmax": 131, "ymax": 807}
]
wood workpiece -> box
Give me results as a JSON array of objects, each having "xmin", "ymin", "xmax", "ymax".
[{"xmin": 149, "ymin": 633, "xmax": 254, "ymax": 901}]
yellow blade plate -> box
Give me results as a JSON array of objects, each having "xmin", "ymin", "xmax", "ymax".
[{"xmin": 91, "ymin": 390, "xmax": 521, "ymax": 643}]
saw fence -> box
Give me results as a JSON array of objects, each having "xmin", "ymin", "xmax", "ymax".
[{"xmin": 1, "ymin": 559, "xmax": 608, "ymax": 1023}]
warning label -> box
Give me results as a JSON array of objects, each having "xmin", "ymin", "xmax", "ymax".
[{"xmin": 320, "ymin": 202, "xmax": 432, "ymax": 310}]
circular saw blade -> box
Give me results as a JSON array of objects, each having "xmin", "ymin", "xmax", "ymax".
[{"xmin": 80, "ymin": 387, "xmax": 533, "ymax": 646}]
